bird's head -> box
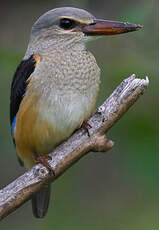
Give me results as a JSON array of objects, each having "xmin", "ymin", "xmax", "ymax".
[{"xmin": 27, "ymin": 7, "xmax": 142, "ymax": 54}]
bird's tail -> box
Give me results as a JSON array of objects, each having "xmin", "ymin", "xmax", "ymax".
[{"xmin": 32, "ymin": 184, "xmax": 51, "ymax": 218}]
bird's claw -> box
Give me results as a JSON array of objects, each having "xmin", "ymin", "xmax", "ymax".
[
  {"xmin": 81, "ymin": 120, "xmax": 92, "ymax": 137},
  {"xmin": 33, "ymin": 154, "xmax": 55, "ymax": 176}
]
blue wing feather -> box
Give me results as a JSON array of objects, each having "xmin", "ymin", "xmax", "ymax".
[{"xmin": 11, "ymin": 115, "xmax": 17, "ymax": 136}]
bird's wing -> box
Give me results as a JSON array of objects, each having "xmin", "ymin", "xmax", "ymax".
[{"xmin": 10, "ymin": 54, "xmax": 39, "ymax": 165}]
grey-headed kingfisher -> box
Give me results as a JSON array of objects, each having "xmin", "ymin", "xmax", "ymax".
[{"xmin": 10, "ymin": 7, "xmax": 142, "ymax": 218}]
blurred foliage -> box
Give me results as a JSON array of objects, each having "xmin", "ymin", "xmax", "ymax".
[{"xmin": 0, "ymin": 0, "xmax": 159, "ymax": 229}]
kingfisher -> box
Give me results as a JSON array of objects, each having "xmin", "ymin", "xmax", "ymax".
[{"xmin": 10, "ymin": 7, "xmax": 142, "ymax": 218}]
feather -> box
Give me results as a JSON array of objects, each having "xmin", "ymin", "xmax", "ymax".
[
  {"xmin": 32, "ymin": 184, "xmax": 51, "ymax": 218},
  {"xmin": 10, "ymin": 55, "xmax": 37, "ymax": 166}
]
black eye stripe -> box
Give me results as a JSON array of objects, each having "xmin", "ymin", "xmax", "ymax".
[{"xmin": 59, "ymin": 18, "xmax": 76, "ymax": 30}]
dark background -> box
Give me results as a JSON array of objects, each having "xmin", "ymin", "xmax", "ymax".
[{"xmin": 0, "ymin": 0, "xmax": 159, "ymax": 229}]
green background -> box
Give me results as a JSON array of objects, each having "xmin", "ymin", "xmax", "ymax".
[{"xmin": 0, "ymin": 0, "xmax": 159, "ymax": 229}]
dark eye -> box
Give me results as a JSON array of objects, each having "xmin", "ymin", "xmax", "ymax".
[{"xmin": 59, "ymin": 18, "xmax": 76, "ymax": 30}]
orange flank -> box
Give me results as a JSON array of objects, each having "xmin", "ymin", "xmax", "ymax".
[{"xmin": 14, "ymin": 91, "xmax": 55, "ymax": 169}]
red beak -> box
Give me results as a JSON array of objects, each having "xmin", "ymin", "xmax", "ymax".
[{"xmin": 80, "ymin": 19, "xmax": 142, "ymax": 36}]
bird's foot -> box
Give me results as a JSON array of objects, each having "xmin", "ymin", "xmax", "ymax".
[
  {"xmin": 81, "ymin": 120, "xmax": 92, "ymax": 137},
  {"xmin": 33, "ymin": 154, "xmax": 55, "ymax": 176}
]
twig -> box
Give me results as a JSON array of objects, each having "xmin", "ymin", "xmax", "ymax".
[{"xmin": 0, "ymin": 74, "xmax": 149, "ymax": 220}]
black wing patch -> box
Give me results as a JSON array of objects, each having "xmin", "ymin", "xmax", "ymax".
[
  {"xmin": 10, "ymin": 55, "xmax": 37, "ymax": 166},
  {"xmin": 10, "ymin": 55, "xmax": 36, "ymax": 126}
]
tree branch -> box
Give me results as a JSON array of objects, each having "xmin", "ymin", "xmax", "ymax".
[{"xmin": 0, "ymin": 74, "xmax": 149, "ymax": 220}]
